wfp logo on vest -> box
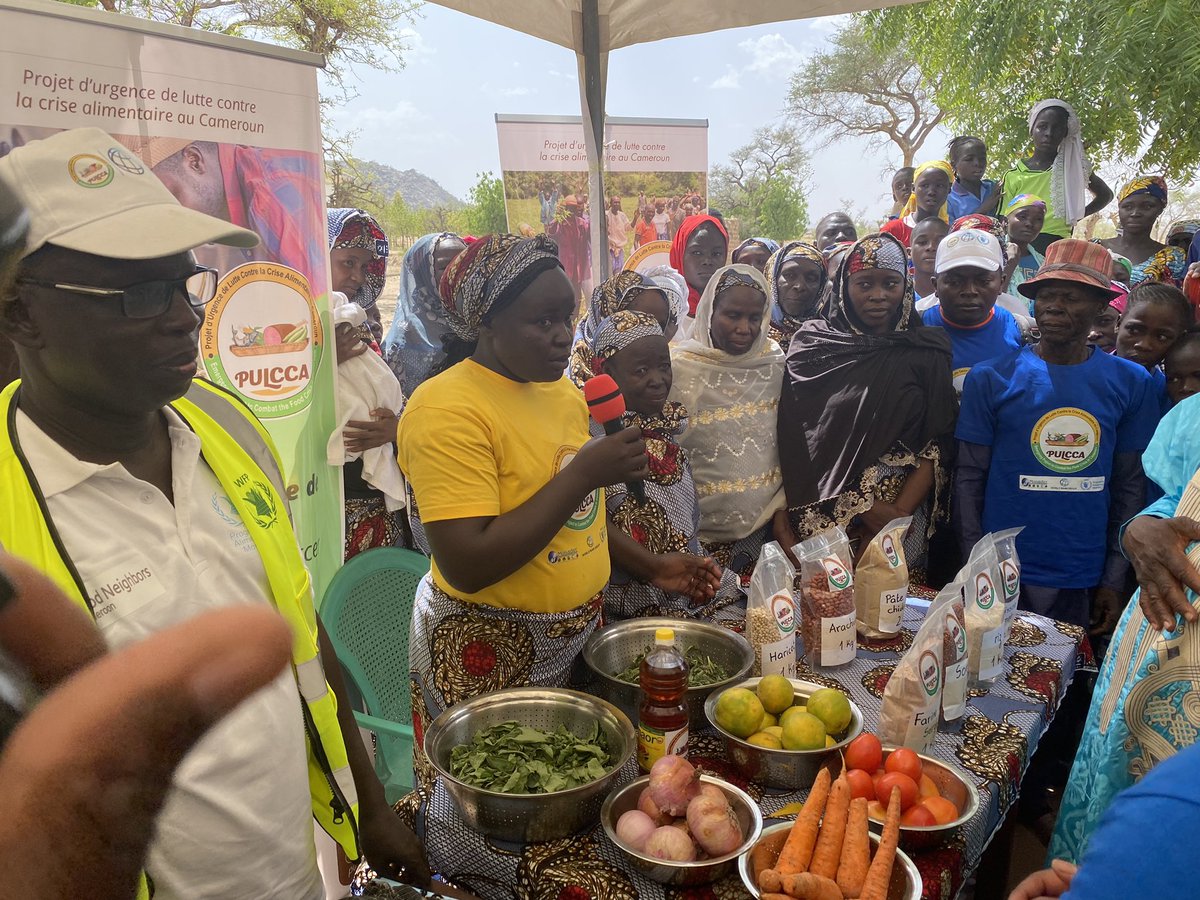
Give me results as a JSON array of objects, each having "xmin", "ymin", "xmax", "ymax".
[{"xmin": 235, "ymin": 473, "xmax": 278, "ymax": 529}]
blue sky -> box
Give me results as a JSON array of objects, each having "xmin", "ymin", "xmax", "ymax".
[{"xmin": 329, "ymin": 6, "xmax": 953, "ymax": 225}]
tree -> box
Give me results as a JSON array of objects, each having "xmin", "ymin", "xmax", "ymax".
[
  {"xmin": 710, "ymin": 125, "xmax": 811, "ymax": 243},
  {"xmin": 459, "ymin": 172, "xmax": 508, "ymax": 236},
  {"xmin": 784, "ymin": 22, "xmax": 943, "ymax": 168},
  {"xmin": 860, "ymin": 0, "xmax": 1200, "ymax": 177}
]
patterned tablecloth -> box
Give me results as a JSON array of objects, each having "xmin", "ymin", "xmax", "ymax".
[{"xmin": 389, "ymin": 606, "xmax": 1092, "ymax": 900}]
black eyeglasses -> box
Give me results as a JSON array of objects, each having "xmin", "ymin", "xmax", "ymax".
[{"xmin": 17, "ymin": 267, "xmax": 219, "ymax": 319}]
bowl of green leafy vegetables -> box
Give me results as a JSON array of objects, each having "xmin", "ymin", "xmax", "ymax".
[
  {"xmin": 424, "ymin": 687, "xmax": 635, "ymax": 842},
  {"xmin": 583, "ymin": 618, "xmax": 754, "ymax": 730}
]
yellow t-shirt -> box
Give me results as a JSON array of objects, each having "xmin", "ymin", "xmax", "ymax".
[{"xmin": 397, "ymin": 359, "xmax": 609, "ymax": 613}]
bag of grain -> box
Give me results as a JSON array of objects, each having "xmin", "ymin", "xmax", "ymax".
[
  {"xmin": 879, "ymin": 592, "xmax": 944, "ymax": 752},
  {"xmin": 853, "ymin": 516, "xmax": 912, "ymax": 638},
  {"xmin": 992, "ymin": 527, "xmax": 1024, "ymax": 640},
  {"xmin": 793, "ymin": 527, "xmax": 857, "ymax": 670},
  {"xmin": 963, "ymin": 539, "xmax": 1005, "ymax": 690},
  {"xmin": 745, "ymin": 541, "xmax": 797, "ymax": 677},
  {"xmin": 934, "ymin": 578, "xmax": 969, "ymax": 724}
]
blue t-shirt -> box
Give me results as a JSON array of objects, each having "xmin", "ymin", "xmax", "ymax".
[
  {"xmin": 946, "ymin": 178, "xmax": 998, "ymax": 221},
  {"xmin": 957, "ymin": 346, "xmax": 1158, "ymax": 588},
  {"xmin": 922, "ymin": 305, "xmax": 1024, "ymax": 395},
  {"xmin": 1064, "ymin": 742, "xmax": 1200, "ymax": 900}
]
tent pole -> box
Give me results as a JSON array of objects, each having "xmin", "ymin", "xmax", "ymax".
[{"xmin": 577, "ymin": 0, "xmax": 608, "ymax": 295}]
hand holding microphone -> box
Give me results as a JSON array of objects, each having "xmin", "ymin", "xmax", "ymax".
[{"xmin": 580, "ymin": 374, "xmax": 648, "ymax": 502}]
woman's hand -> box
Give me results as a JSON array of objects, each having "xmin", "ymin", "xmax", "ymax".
[
  {"xmin": 1007, "ymin": 859, "xmax": 1077, "ymax": 900},
  {"xmin": 336, "ymin": 325, "xmax": 369, "ymax": 364},
  {"xmin": 1089, "ymin": 586, "xmax": 1123, "ymax": 638},
  {"xmin": 572, "ymin": 426, "xmax": 648, "ymax": 491},
  {"xmin": 651, "ymin": 553, "xmax": 722, "ymax": 603},
  {"xmin": 1123, "ymin": 514, "xmax": 1200, "ymax": 631},
  {"xmin": 345, "ymin": 408, "xmax": 400, "ymax": 453},
  {"xmin": 858, "ymin": 500, "xmax": 908, "ymax": 540}
]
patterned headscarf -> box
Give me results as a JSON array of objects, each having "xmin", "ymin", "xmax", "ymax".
[
  {"xmin": 1118, "ymin": 176, "xmax": 1169, "ymax": 206},
  {"xmin": 1167, "ymin": 219, "xmax": 1200, "ymax": 243},
  {"xmin": 438, "ymin": 233, "xmax": 562, "ymax": 341},
  {"xmin": 951, "ymin": 214, "xmax": 1010, "ymax": 265},
  {"xmin": 568, "ymin": 270, "xmax": 666, "ymax": 386},
  {"xmin": 765, "ymin": 241, "xmax": 827, "ymax": 334},
  {"xmin": 590, "ymin": 310, "xmax": 665, "ymax": 371},
  {"xmin": 830, "ymin": 232, "xmax": 917, "ymax": 334},
  {"xmin": 731, "ymin": 237, "xmax": 781, "ymax": 265},
  {"xmin": 669, "ymin": 214, "xmax": 729, "ymax": 316},
  {"xmin": 899, "ymin": 161, "xmax": 954, "ymax": 222},
  {"xmin": 327, "ymin": 208, "xmax": 389, "ymax": 310},
  {"xmin": 642, "ymin": 264, "xmax": 689, "ymax": 327},
  {"xmin": 1004, "ymin": 194, "xmax": 1047, "ymax": 215}
]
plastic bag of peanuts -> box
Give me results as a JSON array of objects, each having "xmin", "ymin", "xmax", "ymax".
[
  {"xmin": 745, "ymin": 541, "xmax": 798, "ymax": 677},
  {"xmin": 793, "ymin": 527, "xmax": 857, "ymax": 670}
]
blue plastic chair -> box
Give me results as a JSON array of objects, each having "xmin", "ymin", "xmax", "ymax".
[{"xmin": 320, "ymin": 547, "xmax": 430, "ymax": 804}]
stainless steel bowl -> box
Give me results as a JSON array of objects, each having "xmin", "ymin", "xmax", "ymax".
[
  {"xmin": 583, "ymin": 617, "xmax": 754, "ymax": 730},
  {"xmin": 424, "ymin": 687, "xmax": 635, "ymax": 842},
  {"xmin": 601, "ymin": 774, "xmax": 763, "ymax": 886},
  {"xmin": 704, "ymin": 677, "xmax": 863, "ymax": 789},
  {"xmin": 868, "ymin": 748, "xmax": 981, "ymax": 851},
  {"xmin": 739, "ymin": 821, "xmax": 922, "ymax": 900}
]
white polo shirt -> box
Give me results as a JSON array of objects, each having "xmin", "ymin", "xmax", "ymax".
[{"xmin": 15, "ymin": 407, "xmax": 324, "ymax": 900}]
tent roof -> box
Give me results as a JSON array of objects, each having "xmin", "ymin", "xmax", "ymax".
[{"xmin": 427, "ymin": 0, "xmax": 915, "ymax": 53}]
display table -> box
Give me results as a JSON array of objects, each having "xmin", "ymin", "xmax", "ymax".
[{"xmin": 393, "ymin": 606, "xmax": 1092, "ymax": 900}]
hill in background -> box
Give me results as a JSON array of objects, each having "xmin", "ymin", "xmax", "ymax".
[{"xmin": 356, "ymin": 159, "xmax": 462, "ymax": 209}]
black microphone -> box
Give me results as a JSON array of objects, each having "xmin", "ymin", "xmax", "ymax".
[{"xmin": 582, "ymin": 374, "xmax": 646, "ymax": 504}]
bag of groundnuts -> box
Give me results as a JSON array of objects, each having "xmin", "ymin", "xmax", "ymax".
[
  {"xmin": 879, "ymin": 591, "xmax": 944, "ymax": 752},
  {"xmin": 935, "ymin": 579, "xmax": 969, "ymax": 724},
  {"xmin": 745, "ymin": 541, "xmax": 798, "ymax": 678},
  {"xmin": 964, "ymin": 539, "xmax": 1005, "ymax": 690},
  {"xmin": 992, "ymin": 527, "xmax": 1024, "ymax": 640},
  {"xmin": 853, "ymin": 516, "xmax": 912, "ymax": 638},
  {"xmin": 793, "ymin": 527, "xmax": 857, "ymax": 670}
]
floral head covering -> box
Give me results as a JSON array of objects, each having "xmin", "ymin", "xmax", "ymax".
[
  {"xmin": 1004, "ymin": 193, "xmax": 1047, "ymax": 215},
  {"xmin": 951, "ymin": 214, "xmax": 1010, "ymax": 265},
  {"xmin": 1167, "ymin": 219, "xmax": 1200, "ymax": 243},
  {"xmin": 642, "ymin": 264, "xmax": 689, "ymax": 326},
  {"xmin": 439, "ymin": 233, "xmax": 562, "ymax": 342},
  {"xmin": 568, "ymin": 270, "xmax": 666, "ymax": 386},
  {"xmin": 590, "ymin": 310, "xmax": 665, "ymax": 373},
  {"xmin": 1118, "ymin": 176, "xmax": 1169, "ymax": 206},
  {"xmin": 731, "ymin": 237, "xmax": 781, "ymax": 265},
  {"xmin": 765, "ymin": 241, "xmax": 826, "ymax": 331},
  {"xmin": 899, "ymin": 160, "xmax": 954, "ymax": 222},
  {"xmin": 830, "ymin": 232, "xmax": 916, "ymax": 334},
  {"xmin": 326, "ymin": 208, "xmax": 389, "ymax": 310}
]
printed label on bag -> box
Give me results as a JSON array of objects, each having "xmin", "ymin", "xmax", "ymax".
[
  {"xmin": 820, "ymin": 611, "xmax": 857, "ymax": 667},
  {"xmin": 638, "ymin": 723, "xmax": 688, "ymax": 771},
  {"xmin": 878, "ymin": 588, "xmax": 907, "ymax": 634},
  {"xmin": 760, "ymin": 634, "xmax": 797, "ymax": 678},
  {"xmin": 943, "ymin": 658, "xmax": 969, "ymax": 719},
  {"xmin": 978, "ymin": 626, "xmax": 1005, "ymax": 681},
  {"xmin": 905, "ymin": 703, "xmax": 939, "ymax": 753},
  {"xmin": 822, "ymin": 556, "xmax": 853, "ymax": 590},
  {"xmin": 770, "ymin": 590, "xmax": 797, "ymax": 635}
]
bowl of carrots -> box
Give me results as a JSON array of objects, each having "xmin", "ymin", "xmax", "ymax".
[{"xmin": 737, "ymin": 768, "xmax": 921, "ymax": 900}]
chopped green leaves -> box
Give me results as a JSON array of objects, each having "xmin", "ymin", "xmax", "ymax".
[
  {"xmin": 449, "ymin": 721, "xmax": 613, "ymax": 794},
  {"xmin": 614, "ymin": 645, "xmax": 733, "ymax": 687}
]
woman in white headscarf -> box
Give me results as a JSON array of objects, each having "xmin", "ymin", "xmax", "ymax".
[
  {"xmin": 999, "ymin": 99, "xmax": 1113, "ymax": 253},
  {"xmin": 669, "ymin": 263, "xmax": 786, "ymax": 582}
]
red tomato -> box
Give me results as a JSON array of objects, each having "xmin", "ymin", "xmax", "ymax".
[
  {"xmin": 920, "ymin": 796, "xmax": 961, "ymax": 825},
  {"xmin": 884, "ymin": 747, "xmax": 924, "ymax": 783},
  {"xmin": 844, "ymin": 733, "xmax": 883, "ymax": 773},
  {"xmin": 875, "ymin": 772, "xmax": 919, "ymax": 811},
  {"xmin": 870, "ymin": 767, "xmax": 887, "ymax": 793},
  {"xmin": 900, "ymin": 804, "xmax": 936, "ymax": 827},
  {"xmin": 845, "ymin": 768, "xmax": 876, "ymax": 802}
]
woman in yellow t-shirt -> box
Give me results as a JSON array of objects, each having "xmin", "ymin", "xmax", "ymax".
[{"xmin": 398, "ymin": 234, "xmax": 648, "ymax": 740}]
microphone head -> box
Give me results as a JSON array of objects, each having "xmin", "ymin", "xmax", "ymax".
[{"xmin": 582, "ymin": 373, "xmax": 626, "ymax": 424}]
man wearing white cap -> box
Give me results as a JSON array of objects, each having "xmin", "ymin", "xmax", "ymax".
[
  {"xmin": 0, "ymin": 128, "xmax": 432, "ymax": 898},
  {"xmin": 921, "ymin": 228, "xmax": 1030, "ymax": 396}
]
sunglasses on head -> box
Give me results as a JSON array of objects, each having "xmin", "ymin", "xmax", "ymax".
[{"xmin": 18, "ymin": 267, "xmax": 219, "ymax": 319}]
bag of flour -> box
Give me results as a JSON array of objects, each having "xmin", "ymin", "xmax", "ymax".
[
  {"xmin": 745, "ymin": 541, "xmax": 797, "ymax": 677},
  {"xmin": 963, "ymin": 540, "xmax": 1005, "ymax": 690},
  {"xmin": 879, "ymin": 595, "xmax": 943, "ymax": 753},
  {"xmin": 853, "ymin": 517, "xmax": 911, "ymax": 638},
  {"xmin": 991, "ymin": 527, "xmax": 1024, "ymax": 640}
]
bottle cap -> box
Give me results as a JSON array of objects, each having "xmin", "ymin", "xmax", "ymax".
[{"xmin": 655, "ymin": 627, "xmax": 675, "ymax": 644}]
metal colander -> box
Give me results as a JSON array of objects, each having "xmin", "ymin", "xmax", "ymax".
[{"xmin": 424, "ymin": 687, "xmax": 635, "ymax": 842}]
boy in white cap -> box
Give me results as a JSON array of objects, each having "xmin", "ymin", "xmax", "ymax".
[
  {"xmin": 0, "ymin": 128, "xmax": 435, "ymax": 899},
  {"xmin": 921, "ymin": 228, "xmax": 1029, "ymax": 395}
]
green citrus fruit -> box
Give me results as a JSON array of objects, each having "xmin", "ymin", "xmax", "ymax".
[
  {"xmin": 714, "ymin": 687, "xmax": 766, "ymax": 738},
  {"xmin": 806, "ymin": 688, "xmax": 852, "ymax": 734},
  {"xmin": 756, "ymin": 674, "xmax": 796, "ymax": 715},
  {"xmin": 781, "ymin": 711, "xmax": 827, "ymax": 751}
]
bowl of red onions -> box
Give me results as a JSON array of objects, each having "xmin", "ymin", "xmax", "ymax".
[{"xmin": 600, "ymin": 756, "xmax": 763, "ymax": 886}]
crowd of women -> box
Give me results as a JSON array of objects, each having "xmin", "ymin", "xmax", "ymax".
[{"xmin": 321, "ymin": 96, "xmax": 1200, "ymax": 881}]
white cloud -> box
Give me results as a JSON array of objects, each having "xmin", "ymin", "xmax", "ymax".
[
  {"xmin": 807, "ymin": 14, "xmax": 849, "ymax": 33},
  {"xmin": 353, "ymin": 99, "xmax": 427, "ymax": 126},
  {"xmin": 398, "ymin": 27, "xmax": 435, "ymax": 62},
  {"xmin": 739, "ymin": 33, "xmax": 804, "ymax": 80},
  {"xmin": 499, "ymin": 86, "xmax": 532, "ymax": 97},
  {"xmin": 710, "ymin": 66, "xmax": 741, "ymax": 90}
]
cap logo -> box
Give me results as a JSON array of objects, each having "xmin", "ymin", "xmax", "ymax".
[
  {"xmin": 67, "ymin": 154, "xmax": 114, "ymax": 188},
  {"xmin": 107, "ymin": 146, "xmax": 145, "ymax": 176}
]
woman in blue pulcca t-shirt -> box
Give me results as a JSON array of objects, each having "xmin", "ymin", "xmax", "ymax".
[{"xmin": 954, "ymin": 239, "xmax": 1159, "ymax": 630}]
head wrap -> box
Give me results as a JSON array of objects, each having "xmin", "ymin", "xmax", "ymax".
[
  {"xmin": 669, "ymin": 214, "xmax": 729, "ymax": 317},
  {"xmin": 823, "ymin": 240, "xmax": 855, "ymax": 278},
  {"xmin": 764, "ymin": 242, "xmax": 828, "ymax": 351},
  {"xmin": 1118, "ymin": 176, "xmax": 1169, "ymax": 206},
  {"xmin": 899, "ymin": 161, "xmax": 954, "ymax": 222},
  {"xmin": 568, "ymin": 270, "xmax": 666, "ymax": 386},
  {"xmin": 642, "ymin": 264, "xmax": 689, "ymax": 327},
  {"xmin": 439, "ymin": 233, "xmax": 562, "ymax": 342},
  {"xmin": 731, "ymin": 237, "xmax": 781, "ymax": 265},
  {"xmin": 590, "ymin": 310, "xmax": 665, "ymax": 370},
  {"xmin": 828, "ymin": 232, "xmax": 917, "ymax": 334},
  {"xmin": 327, "ymin": 208, "xmax": 389, "ymax": 310},
  {"xmin": 1168, "ymin": 219, "xmax": 1200, "ymax": 243},
  {"xmin": 1109, "ymin": 251, "xmax": 1133, "ymax": 283},
  {"xmin": 1027, "ymin": 99, "xmax": 1089, "ymax": 226},
  {"xmin": 1004, "ymin": 194, "xmax": 1047, "ymax": 215},
  {"xmin": 668, "ymin": 263, "xmax": 785, "ymax": 542},
  {"xmin": 950, "ymin": 214, "xmax": 1010, "ymax": 265}
]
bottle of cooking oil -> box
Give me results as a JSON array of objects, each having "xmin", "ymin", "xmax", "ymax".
[{"xmin": 637, "ymin": 627, "xmax": 689, "ymax": 771}]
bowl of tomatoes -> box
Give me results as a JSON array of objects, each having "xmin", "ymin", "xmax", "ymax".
[{"xmin": 840, "ymin": 734, "xmax": 979, "ymax": 851}]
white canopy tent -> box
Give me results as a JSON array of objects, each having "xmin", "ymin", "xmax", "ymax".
[{"xmin": 427, "ymin": 0, "xmax": 918, "ymax": 283}]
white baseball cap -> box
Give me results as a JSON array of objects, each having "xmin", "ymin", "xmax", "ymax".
[
  {"xmin": 934, "ymin": 229, "xmax": 1003, "ymax": 274},
  {"xmin": 0, "ymin": 127, "xmax": 259, "ymax": 260}
]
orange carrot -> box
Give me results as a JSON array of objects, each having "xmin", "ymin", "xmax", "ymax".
[
  {"xmin": 859, "ymin": 786, "xmax": 902, "ymax": 900},
  {"xmin": 809, "ymin": 771, "xmax": 851, "ymax": 879},
  {"xmin": 836, "ymin": 797, "xmax": 870, "ymax": 898},
  {"xmin": 758, "ymin": 869, "xmax": 783, "ymax": 892},
  {"xmin": 774, "ymin": 872, "xmax": 844, "ymax": 900},
  {"xmin": 760, "ymin": 894, "xmax": 795, "ymax": 900},
  {"xmin": 775, "ymin": 767, "xmax": 832, "ymax": 875}
]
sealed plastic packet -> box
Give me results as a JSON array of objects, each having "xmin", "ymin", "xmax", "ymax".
[
  {"xmin": 879, "ymin": 595, "xmax": 943, "ymax": 752},
  {"xmin": 793, "ymin": 527, "xmax": 857, "ymax": 669},
  {"xmin": 964, "ymin": 540, "xmax": 1005, "ymax": 690},
  {"xmin": 744, "ymin": 541, "xmax": 798, "ymax": 677},
  {"xmin": 992, "ymin": 527, "xmax": 1024, "ymax": 639},
  {"xmin": 853, "ymin": 516, "xmax": 912, "ymax": 638},
  {"xmin": 934, "ymin": 578, "xmax": 969, "ymax": 724}
]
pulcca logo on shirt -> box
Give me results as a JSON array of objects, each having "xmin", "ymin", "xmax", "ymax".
[
  {"xmin": 822, "ymin": 556, "xmax": 851, "ymax": 590},
  {"xmin": 975, "ymin": 572, "xmax": 996, "ymax": 610},
  {"xmin": 919, "ymin": 649, "xmax": 941, "ymax": 697},
  {"xmin": 882, "ymin": 534, "xmax": 901, "ymax": 569},
  {"xmin": 1000, "ymin": 559, "xmax": 1020, "ymax": 599},
  {"xmin": 1031, "ymin": 407, "xmax": 1101, "ymax": 474}
]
